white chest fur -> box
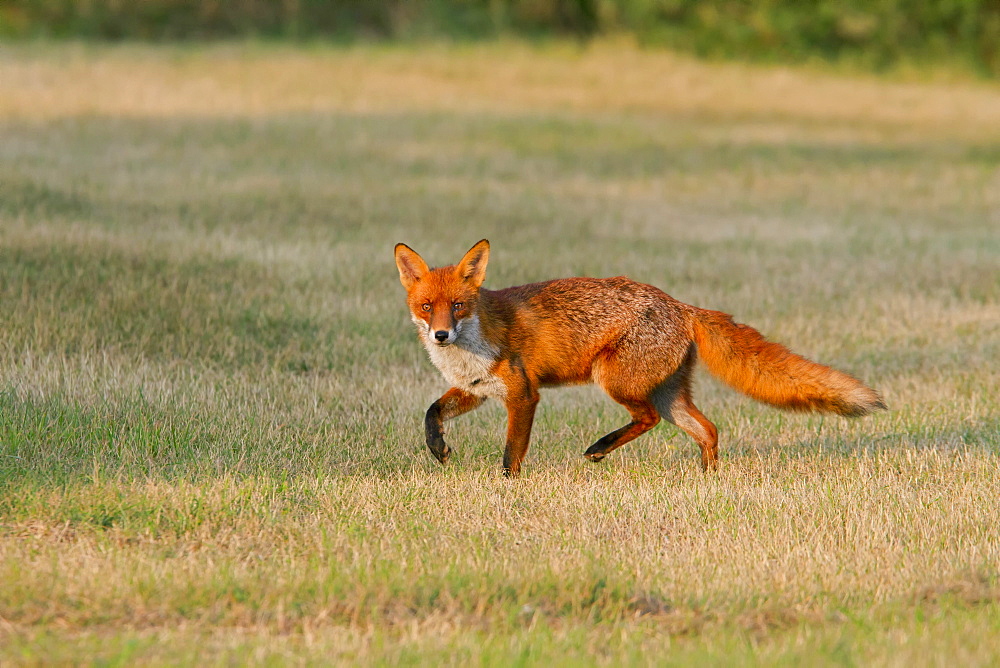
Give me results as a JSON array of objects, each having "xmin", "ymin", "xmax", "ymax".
[{"xmin": 418, "ymin": 315, "xmax": 506, "ymax": 398}]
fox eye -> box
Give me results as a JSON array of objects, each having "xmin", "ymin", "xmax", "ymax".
[
  {"xmin": 421, "ymin": 303, "xmax": 431, "ymax": 312},
  {"xmin": 453, "ymin": 302, "xmax": 464, "ymax": 311}
]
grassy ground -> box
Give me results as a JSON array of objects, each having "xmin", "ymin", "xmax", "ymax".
[{"xmin": 1, "ymin": 41, "xmax": 999, "ymax": 664}]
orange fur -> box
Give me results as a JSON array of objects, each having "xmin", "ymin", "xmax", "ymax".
[
  {"xmin": 395, "ymin": 240, "xmax": 885, "ymax": 477},
  {"xmin": 692, "ymin": 309, "xmax": 886, "ymax": 417}
]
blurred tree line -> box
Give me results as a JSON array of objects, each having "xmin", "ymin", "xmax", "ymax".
[{"xmin": 2, "ymin": 0, "xmax": 999, "ymax": 75}]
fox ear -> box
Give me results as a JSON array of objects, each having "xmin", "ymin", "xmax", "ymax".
[
  {"xmin": 457, "ymin": 239, "xmax": 490, "ymax": 288},
  {"xmin": 394, "ymin": 243, "xmax": 430, "ymax": 290}
]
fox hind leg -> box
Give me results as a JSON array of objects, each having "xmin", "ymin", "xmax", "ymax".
[
  {"xmin": 584, "ymin": 352, "xmax": 662, "ymax": 461},
  {"xmin": 584, "ymin": 336, "xmax": 690, "ymax": 464},
  {"xmin": 667, "ymin": 392, "xmax": 719, "ymax": 471},
  {"xmin": 583, "ymin": 398, "xmax": 661, "ymax": 462},
  {"xmin": 651, "ymin": 370, "xmax": 719, "ymax": 471}
]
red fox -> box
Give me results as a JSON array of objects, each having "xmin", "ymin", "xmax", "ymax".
[{"xmin": 395, "ymin": 239, "xmax": 885, "ymax": 477}]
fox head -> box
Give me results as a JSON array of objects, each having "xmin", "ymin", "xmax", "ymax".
[{"xmin": 394, "ymin": 239, "xmax": 490, "ymax": 347}]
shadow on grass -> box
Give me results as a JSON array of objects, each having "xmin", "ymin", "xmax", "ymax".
[
  {"xmin": 0, "ymin": 238, "xmax": 391, "ymax": 372},
  {"xmin": 722, "ymin": 415, "xmax": 1000, "ymax": 464},
  {"xmin": 1, "ymin": 384, "xmax": 996, "ymax": 487},
  {"xmin": 0, "ymin": 386, "xmax": 431, "ymax": 485},
  {"xmin": 2, "ymin": 110, "xmax": 997, "ymax": 485},
  {"xmin": 4, "ymin": 111, "xmax": 998, "ymax": 210}
]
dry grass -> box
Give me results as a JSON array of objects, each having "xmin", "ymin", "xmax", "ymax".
[
  {"xmin": 4, "ymin": 41, "xmax": 1000, "ymax": 136},
  {"xmin": 1, "ymin": 41, "xmax": 998, "ymax": 664}
]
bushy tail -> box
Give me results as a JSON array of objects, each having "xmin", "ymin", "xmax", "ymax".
[{"xmin": 691, "ymin": 308, "xmax": 886, "ymax": 417}]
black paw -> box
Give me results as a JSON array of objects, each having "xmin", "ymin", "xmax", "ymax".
[
  {"xmin": 583, "ymin": 443, "xmax": 608, "ymax": 462},
  {"xmin": 427, "ymin": 437, "xmax": 451, "ymax": 465}
]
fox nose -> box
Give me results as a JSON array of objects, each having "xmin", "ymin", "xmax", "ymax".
[{"xmin": 434, "ymin": 330, "xmax": 450, "ymax": 343}]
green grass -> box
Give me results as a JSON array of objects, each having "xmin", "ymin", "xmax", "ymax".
[{"xmin": 1, "ymin": 42, "xmax": 999, "ymax": 664}]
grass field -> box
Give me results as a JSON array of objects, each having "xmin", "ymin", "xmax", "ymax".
[{"xmin": 1, "ymin": 41, "xmax": 999, "ymax": 664}]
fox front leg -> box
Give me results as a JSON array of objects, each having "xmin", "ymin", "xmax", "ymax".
[
  {"xmin": 497, "ymin": 361, "xmax": 540, "ymax": 478},
  {"xmin": 424, "ymin": 388, "xmax": 486, "ymax": 465}
]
